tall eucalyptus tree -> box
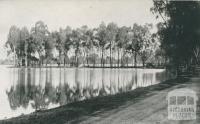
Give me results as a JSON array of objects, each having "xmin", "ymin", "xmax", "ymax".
[
  {"xmin": 106, "ymin": 22, "xmax": 118, "ymax": 67},
  {"xmin": 96, "ymin": 22, "xmax": 107, "ymax": 67},
  {"xmin": 31, "ymin": 21, "xmax": 49, "ymax": 66}
]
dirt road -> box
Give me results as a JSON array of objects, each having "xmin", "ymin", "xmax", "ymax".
[{"xmin": 76, "ymin": 77, "xmax": 200, "ymax": 124}]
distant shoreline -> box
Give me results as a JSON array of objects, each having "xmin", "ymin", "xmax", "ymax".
[
  {"xmin": 7, "ymin": 66, "xmax": 165, "ymax": 69},
  {"xmin": 5, "ymin": 65, "xmax": 165, "ymax": 69}
]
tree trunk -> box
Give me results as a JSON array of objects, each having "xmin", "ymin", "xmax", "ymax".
[
  {"xmin": 46, "ymin": 52, "xmax": 48, "ymax": 66},
  {"xmin": 41, "ymin": 57, "xmax": 43, "ymax": 66},
  {"xmin": 110, "ymin": 41, "xmax": 112, "ymax": 67},
  {"xmin": 118, "ymin": 49, "xmax": 120, "ymax": 68},
  {"xmin": 86, "ymin": 53, "xmax": 89, "ymax": 67},
  {"xmin": 38, "ymin": 52, "xmax": 42, "ymax": 67},
  {"xmin": 132, "ymin": 50, "xmax": 134, "ymax": 67},
  {"xmin": 75, "ymin": 54, "xmax": 77, "ymax": 67},
  {"xmin": 63, "ymin": 52, "xmax": 66, "ymax": 67},
  {"xmin": 59, "ymin": 51, "xmax": 61, "ymax": 67},
  {"xmin": 83, "ymin": 52, "xmax": 86, "ymax": 67},
  {"xmin": 93, "ymin": 58, "xmax": 96, "ymax": 67},
  {"xmin": 65, "ymin": 51, "xmax": 69, "ymax": 67},
  {"xmin": 64, "ymin": 57, "xmax": 66, "ymax": 66},
  {"xmin": 101, "ymin": 48, "xmax": 104, "ymax": 68},
  {"xmin": 75, "ymin": 49, "xmax": 79, "ymax": 67},
  {"xmin": 77, "ymin": 56, "xmax": 79, "ymax": 67},
  {"xmin": 126, "ymin": 57, "xmax": 128, "ymax": 67},
  {"xmin": 142, "ymin": 60, "xmax": 145, "ymax": 68},
  {"xmin": 121, "ymin": 54, "xmax": 123, "ymax": 67},
  {"xmin": 134, "ymin": 51, "xmax": 137, "ymax": 67},
  {"xmin": 14, "ymin": 47, "xmax": 16, "ymax": 67},
  {"xmin": 25, "ymin": 49, "xmax": 27, "ymax": 67}
]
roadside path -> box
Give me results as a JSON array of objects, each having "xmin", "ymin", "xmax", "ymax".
[{"xmin": 77, "ymin": 77, "xmax": 200, "ymax": 124}]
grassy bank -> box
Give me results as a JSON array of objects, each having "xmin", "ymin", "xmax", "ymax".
[
  {"xmin": 8, "ymin": 65, "xmax": 165, "ymax": 69},
  {"xmin": 0, "ymin": 78, "xmax": 188, "ymax": 124}
]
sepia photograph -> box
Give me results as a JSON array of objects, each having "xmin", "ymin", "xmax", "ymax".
[{"xmin": 0, "ymin": 0, "xmax": 199, "ymax": 124}]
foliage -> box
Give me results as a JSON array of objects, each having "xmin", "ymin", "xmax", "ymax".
[
  {"xmin": 151, "ymin": 1, "xmax": 200, "ymax": 67},
  {"xmin": 5, "ymin": 21, "xmax": 159, "ymax": 67}
]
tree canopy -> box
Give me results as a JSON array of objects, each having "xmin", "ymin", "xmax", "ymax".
[
  {"xmin": 6, "ymin": 21, "xmax": 160, "ymax": 68},
  {"xmin": 151, "ymin": 1, "xmax": 200, "ymax": 67}
]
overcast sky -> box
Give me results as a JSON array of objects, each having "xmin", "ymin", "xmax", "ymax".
[{"xmin": 0, "ymin": 0, "xmax": 161, "ymax": 59}]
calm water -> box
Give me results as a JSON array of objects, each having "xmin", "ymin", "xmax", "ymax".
[{"xmin": 0, "ymin": 65, "xmax": 173, "ymax": 119}]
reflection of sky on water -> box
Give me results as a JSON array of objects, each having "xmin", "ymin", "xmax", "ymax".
[{"xmin": 0, "ymin": 65, "xmax": 172, "ymax": 119}]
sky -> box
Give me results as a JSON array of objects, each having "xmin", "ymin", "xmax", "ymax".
[{"xmin": 0, "ymin": 0, "xmax": 161, "ymax": 59}]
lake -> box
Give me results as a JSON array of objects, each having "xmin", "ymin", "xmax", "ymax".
[{"xmin": 0, "ymin": 65, "xmax": 173, "ymax": 119}]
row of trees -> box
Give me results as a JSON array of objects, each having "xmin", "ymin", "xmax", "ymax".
[{"xmin": 6, "ymin": 21, "xmax": 162, "ymax": 67}]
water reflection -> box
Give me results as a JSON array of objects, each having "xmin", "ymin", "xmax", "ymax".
[{"xmin": 6, "ymin": 68, "xmax": 171, "ymax": 111}]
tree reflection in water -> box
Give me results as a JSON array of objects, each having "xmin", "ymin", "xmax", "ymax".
[{"xmin": 6, "ymin": 68, "xmax": 169, "ymax": 111}]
